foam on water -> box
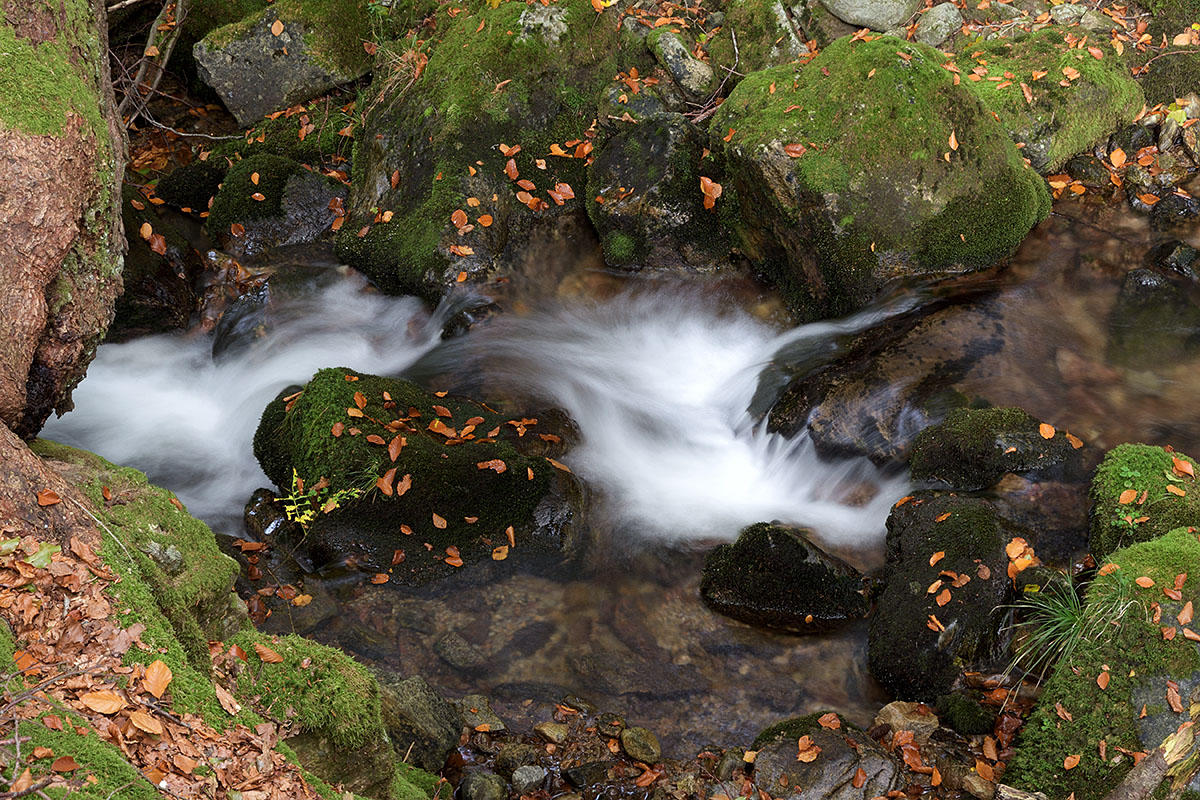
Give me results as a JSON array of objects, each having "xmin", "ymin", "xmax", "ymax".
[{"xmin": 45, "ymin": 274, "xmax": 908, "ymax": 548}]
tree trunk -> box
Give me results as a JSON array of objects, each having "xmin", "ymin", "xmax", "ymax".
[{"xmin": 0, "ymin": 0, "xmax": 126, "ymax": 439}]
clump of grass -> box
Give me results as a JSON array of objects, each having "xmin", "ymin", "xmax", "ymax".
[{"xmin": 1004, "ymin": 573, "xmax": 1138, "ymax": 684}]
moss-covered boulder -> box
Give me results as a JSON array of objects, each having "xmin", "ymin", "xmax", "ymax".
[
  {"xmin": 703, "ymin": 0, "xmax": 822, "ymax": 81},
  {"xmin": 253, "ymin": 367, "xmax": 584, "ymax": 583},
  {"xmin": 1089, "ymin": 443, "xmax": 1200, "ymax": 560},
  {"xmin": 700, "ymin": 522, "xmax": 868, "ymax": 632},
  {"xmin": 1007, "ymin": 527, "xmax": 1200, "ymax": 800},
  {"xmin": 194, "ymin": 0, "xmax": 381, "ymax": 125},
  {"xmin": 958, "ymin": 29, "xmax": 1144, "ymax": 174},
  {"xmin": 587, "ymin": 112, "xmax": 729, "ymax": 270},
  {"xmin": 869, "ymin": 493, "xmax": 1016, "ymax": 701},
  {"xmin": 1106, "ymin": 267, "xmax": 1200, "ymax": 370},
  {"xmin": 336, "ymin": 0, "xmax": 653, "ymax": 301},
  {"xmin": 711, "ymin": 35, "xmax": 1049, "ymax": 320},
  {"xmin": 751, "ymin": 712, "xmax": 903, "ymax": 798},
  {"xmin": 111, "ymin": 185, "xmax": 202, "ymax": 342},
  {"xmin": 909, "ymin": 406, "xmax": 1083, "ymax": 490},
  {"xmin": 206, "ymin": 153, "xmax": 347, "ymax": 255}
]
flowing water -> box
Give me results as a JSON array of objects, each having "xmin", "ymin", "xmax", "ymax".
[{"xmin": 41, "ymin": 190, "xmax": 1200, "ymax": 755}]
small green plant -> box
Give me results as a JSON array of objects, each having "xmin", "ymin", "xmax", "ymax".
[
  {"xmin": 1004, "ymin": 573, "xmax": 1137, "ymax": 685},
  {"xmin": 279, "ymin": 470, "xmax": 362, "ymax": 531}
]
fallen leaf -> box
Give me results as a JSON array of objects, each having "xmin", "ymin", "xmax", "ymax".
[
  {"xmin": 36, "ymin": 489, "xmax": 61, "ymax": 507},
  {"xmin": 975, "ymin": 759, "xmax": 994, "ymax": 781},
  {"xmin": 51, "ymin": 756, "xmax": 79, "ymax": 772},
  {"xmin": 936, "ymin": 588, "xmax": 952, "ymax": 606},
  {"xmin": 1064, "ymin": 754, "xmax": 1080, "ymax": 770},
  {"xmin": 1173, "ymin": 457, "xmax": 1195, "ymax": 478},
  {"xmin": 143, "ymin": 660, "xmax": 172, "ymax": 699},
  {"xmin": 1135, "ymin": 576, "xmax": 1155, "ymax": 588},
  {"xmin": 271, "ymin": 19, "xmax": 284, "ymax": 36},
  {"xmin": 1167, "ymin": 681, "xmax": 1184, "ymax": 713},
  {"xmin": 214, "ymin": 683, "xmax": 241, "ymax": 715},
  {"xmin": 80, "ymin": 691, "xmax": 125, "ymax": 715},
  {"xmin": 1179, "ymin": 601, "xmax": 1194, "ymax": 625},
  {"xmin": 492, "ymin": 545, "xmax": 508, "ymax": 561},
  {"xmin": 817, "ymin": 712, "xmax": 841, "ymax": 729},
  {"xmin": 371, "ymin": 573, "xmax": 389, "ymax": 584},
  {"xmin": 929, "ymin": 551, "xmax": 945, "ymax": 566},
  {"xmin": 935, "ymin": 512, "xmax": 952, "ymax": 522},
  {"xmin": 1097, "ymin": 671, "xmax": 1110, "ymax": 689},
  {"xmin": 1039, "ymin": 423, "xmax": 1055, "ymax": 439},
  {"xmin": 129, "ymin": 709, "xmax": 163, "ymax": 735},
  {"xmin": 852, "ymin": 767, "xmax": 867, "ymax": 788},
  {"xmin": 1118, "ymin": 489, "xmax": 1139, "ymax": 505},
  {"xmin": 1111, "ymin": 148, "xmax": 1127, "ymax": 167},
  {"xmin": 254, "ymin": 643, "xmax": 284, "ymax": 663},
  {"xmin": 795, "ymin": 735, "xmax": 821, "ymax": 762},
  {"xmin": 1066, "ymin": 432, "xmax": 1084, "ymax": 449},
  {"xmin": 477, "ymin": 459, "xmax": 507, "ymax": 473}
]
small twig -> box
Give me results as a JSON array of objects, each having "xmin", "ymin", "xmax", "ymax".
[
  {"xmin": 103, "ymin": 783, "xmax": 138, "ymax": 800},
  {"xmin": 68, "ymin": 498, "xmax": 132, "ymax": 562},
  {"xmin": 107, "ymin": 0, "xmax": 153, "ymax": 10},
  {"xmin": 0, "ymin": 777, "xmax": 54, "ymax": 799},
  {"xmin": 117, "ymin": 0, "xmax": 190, "ymax": 123}
]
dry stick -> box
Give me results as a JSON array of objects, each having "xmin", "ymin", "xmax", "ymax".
[
  {"xmin": 689, "ymin": 28, "xmax": 739, "ymax": 125},
  {"xmin": 1101, "ymin": 692, "xmax": 1200, "ymax": 800},
  {"xmin": 116, "ymin": 0, "xmax": 189, "ymax": 123},
  {"xmin": 67, "ymin": 498, "xmax": 132, "ymax": 562}
]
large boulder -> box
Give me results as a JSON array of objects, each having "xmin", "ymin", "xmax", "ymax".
[
  {"xmin": 958, "ymin": 29, "xmax": 1144, "ymax": 174},
  {"xmin": 587, "ymin": 113, "xmax": 729, "ymax": 271},
  {"xmin": 711, "ymin": 35, "xmax": 1050, "ymax": 320},
  {"xmin": 820, "ymin": 0, "xmax": 922, "ymax": 29},
  {"xmin": 194, "ymin": 0, "xmax": 379, "ymax": 126},
  {"xmin": 1088, "ymin": 443, "xmax": 1200, "ymax": 561},
  {"xmin": 700, "ymin": 522, "xmax": 869, "ymax": 632},
  {"xmin": 1007, "ymin": 528, "xmax": 1200, "ymax": 800},
  {"xmin": 253, "ymin": 368, "xmax": 585, "ymax": 583},
  {"xmin": 336, "ymin": 0, "xmax": 654, "ymax": 301},
  {"xmin": 869, "ymin": 493, "xmax": 1015, "ymax": 701},
  {"xmin": 0, "ymin": 1, "xmax": 125, "ymax": 438}
]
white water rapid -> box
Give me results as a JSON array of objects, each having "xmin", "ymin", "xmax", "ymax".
[{"xmin": 43, "ymin": 270, "xmax": 909, "ymax": 549}]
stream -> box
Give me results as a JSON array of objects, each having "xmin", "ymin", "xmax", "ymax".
[{"xmin": 42, "ymin": 188, "xmax": 1200, "ymax": 757}]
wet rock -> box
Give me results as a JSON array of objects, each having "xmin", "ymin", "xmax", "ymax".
[
  {"xmin": 563, "ymin": 761, "xmax": 614, "ymax": 789},
  {"xmin": 936, "ymin": 693, "xmax": 997, "ymax": 735},
  {"xmin": 752, "ymin": 713, "xmax": 902, "ymax": 799},
  {"xmin": 1110, "ymin": 123, "xmax": 1155, "ymax": 157},
  {"xmin": 534, "ymin": 721, "xmax": 569, "ymax": 744},
  {"xmin": 378, "ymin": 675, "xmax": 462, "ymax": 772},
  {"xmin": 1063, "ymin": 154, "xmax": 1111, "ymax": 188},
  {"xmin": 716, "ymin": 748, "xmax": 745, "ymax": 780},
  {"xmin": 620, "ymin": 726, "xmax": 662, "ymax": 764},
  {"xmin": 873, "ymin": 701, "xmax": 939, "ymax": 744},
  {"xmin": 868, "ymin": 494, "xmax": 1015, "ymax": 701},
  {"xmin": 915, "ymin": 3, "xmax": 963, "ymax": 46},
  {"xmin": 456, "ymin": 694, "xmax": 506, "ymax": 733},
  {"xmin": 458, "ymin": 771, "xmax": 507, "ymax": 800},
  {"xmin": 713, "ymin": 37, "xmax": 1048, "ymax": 320},
  {"xmin": 1159, "ymin": 115, "xmax": 1182, "ymax": 152},
  {"xmin": 206, "ymin": 154, "xmax": 347, "ymax": 256},
  {"xmin": 595, "ymin": 712, "xmax": 626, "ymax": 738},
  {"xmin": 649, "ymin": 31, "xmax": 715, "ymax": 100},
  {"xmin": 1145, "ymin": 240, "xmax": 1200, "ymax": 280},
  {"xmin": 494, "ymin": 742, "xmax": 542, "ymax": 777},
  {"xmin": 194, "ymin": 7, "xmax": 374, "ymax": 127},
  {"xmin": 964, "ymin": 773, "xmax": 997, "ymax": 799},
  {"xmin": 1106, "ymin": 268, "xmax": 1200, "ymax": 370},
  {"xmin": 909, "ymin": 406, "xmax": 1083, "ymax": 491},
  {"xmin": 568, "ymin": 652, "xmax": 709, "ymax": 698},
  {"xmin": 700, "ymin": 523, "xmax": 868, "ymax": 632},
  {"xmin": 820, "ymin": 0, "xmax": 922, "ymax": 29},
  {"xmin": 511, "ymin": 765, "xmax": 546, "ymax": 794},
  {"xmin": 587, "ymin": 113, "xmax": 728, "ymax": 271},
  {"xmin": 491, "ymin": 682, "xmax": 569, "ymax": 704},
  {"xmin": 156, "ymin": 158, "xmax": 228, "ymax": 212},
  {"xmin": 253, "ymin": 368, "xmax": 585, "ymax": 584},
  {"xmin": 110, "ymin": 186, "xmax": 201, "ymax": 342},
  {"xmin": 1151, "ymin": 191, "xmax": 1200, "ymax": 231},
  {"xmin": 436, "ymin": 632, "xmax": 488, "ymax": 674}
]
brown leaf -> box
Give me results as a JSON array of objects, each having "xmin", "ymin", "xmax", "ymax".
[
  {"xmin": 934, "ymin": 512, "xmax": 951, "ymax": 522},
  {"xmin": 51, "ymin": 756, "xmax": 79, "ymax": 772},
  {"xmin": 1179, "ymin": 601, "xmax": 1194, "ymax": 625},
  {"xmin": 477, "ymin": 459, "xmax": 507, "ymax": 473},
  {"xmin": 388, "ymin": 435, "xmax": 405, "ymax": 461},
  {"xmin": 377, "ymin": 468, "xmax": 397, "ymax": 496},
  {"xmin": 1167, "ymin": 484, "xmax": 1187, "ymax": 497},
  {"xmin": 1135, "ymin": 576, "xmax": 1155, "ymax": 588},
  {"xmin": 143, "ymin": 659, "xmax": 172, "ymax": 699},
  {"xmin": 817, "ymin": 712, "xmax": 841, "ymax": 729},
  {"xmin": 784, "ymin": 143, "xmax": 807, "ymax": 158},
  {"xmin": 271, "ymin": 19, "xmax": 284, "ymax": 36},
  {"xmin": 214, "ymin": 682, "xmax": 241, "ymax": 715},
  {"xmin": 1097, "ymin": 671, "xmax": 1110, "ymax": 690},
  {"xmin": 1118, "ymin": 489, "xmax": 1139, "ymax": 505},
  {"xmin": 492, "ymin": 545, "xmax": 509, "ymax": 561},
  {"xmin": 1064, "ymin": 754, "xmax": 1080, "ymax": 770},
  {"xmin": 371, "ymin": 573, "xmax": 389, "ymax": 584},
  {"xmin": 1039, "ymin": 423, "xmax": 1055, "ymax": 439},
  {"xmin": 949, "ymin": 130, "xmax": 958, "ymax": 151},
  {"xmin": 795, "ymin": 735, "xmax": 821, "ymax": 762},
  {"xmin": 432, "ymin": 512, "xmax": 447, "ymax": 529},
  {"xmin": 1173, "ymin": 456, "xmax": 1195, "ymax": 478},
  {"xmin": 975, "ymin": 759, "xmax": 995, "ymax": 781},
  {"xmin": 80, "ymin": 690, "xmax": 126, "ymax": 715},
  {"xmin": 129, "ymin": 709, "xmax": 163, "ymax": 735},
  {"xmin": 852, "ymin": 767, "xmax": 867, "ymax": 788},
  {"xmin": 936, "ymin": 588, "xmax": 952, "ymax": 606},
  {"xmin": 1111, "ymin": 148, "xmax": 1127, "ymax": 167},
  {"xmin": 36, "ymin": 489, "xmax": 61, "ymax": 507},
  {"xmin": 1167, "ymin": 681, "xmax": 1185, "ymax": 713},
  {"xmin": 332, "ymin": 421, "xmax": 345, "ymax": 437},
  {"xmin": 254, "ymin": 643, "xmax": 284, "ymax": 663}
]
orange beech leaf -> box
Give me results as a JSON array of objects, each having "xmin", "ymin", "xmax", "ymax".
[
  {"xmin": 1167, "ymin": 681, "xmax": 1184, "ymax": 713},
  {"xmin": 395, "ymin": 474, "xmax": 412, "ymax": 497},
  {"xmin": 1178, "ymin": 601, "xmax": 1193, "ymax": 625},
  {"xmin": 371, "ymin": 573, "xmax": 389, "ymax": 584},
  {"xmin": 936, "ymin": 588, "xmax": 952, "ymax": 606},
  {"xmin": 1097, "ymin": 671, "xmax": 1110, "ymax": 689},
  {"xmin": 817, "ymin": 712, "xmax": 840, "ymax": 729},
  {"xmin": 1039, "ymin": 423, "xmax": 1055, "ymax": 439},
  {"xmin": 478, "ymin": 214, "xmax": 493, "ymax": 227},
  {"xmin": 1167, "ymin": 484, "xmax": 1187, "ymax": 497},
  {"xmin": 784, "ymin": 143, "xmax": 807, "ymax": 158},
  {"xmin": 143, "ymin": 660, "xmax": 172, "ymax": 699},
  {"xmin": 80, "ymin": 691, "xmax": 125, "ymax": 714},
  {"xmin": 1064, "ymin": 754, "xmax": 1080, "ymax": 770},
  {"xmin": 1065, "ymin": 432, "xmax": 1084, "ymax": 449},
  {"xmin": 795, "ymin": 735, "xmax": 821, "ymax": 762},
  {"xmin": 477, "ymin": 459, "xmax": 507, "ymax": 473},
  {"xmin": 377, "ymin": 468, "xmax": 397, "ymax": 496},
  {"xmin": 254, "ymin": 643, "xmax": 284, "ymax": 663},
  {"xmin": 51, "ymin": 756, "xmax": 79, "ymax": 772},
  {"xmin": 1118, "ymin": 489, "xmax": 1138, "ymax": 505},
  {"xmin": 975, "ymin": 760, "xmax": 994, "ymax": 781},
  {"xmin": 1135, "ymin": 576, "xmax": 1155, "ymax": 588},
  {"xmin": 852, "ymin": 767, "xmax": 867, "ymax": 788},
  {"xmin": 36, "ymin": 489, "xmax": 61, "ymax": 507},
  {"xmin": 129, "ymin": 710, "xmax": 163, "ymax": 735},
  {"xmin": 929, "ymin": 551, "xmax": 945, "ymax": 566},
  {"xmin": 271, "ymin": 19, "xmax": 284, "ymax": 35},
  {"xmin": 1111, "ymin": 148, "xmax": 1127, "ymax": 167},
  {"xmin": 934, "ymin": 512, "xmax": 952, "ymax": 522},
  {"xmin": 432, "ymin": 513, "xmax": 447, "ymax": 529},
  {"xmin": 1173, "ymin": 457, "xmax": 1195, "ymax": 477}
]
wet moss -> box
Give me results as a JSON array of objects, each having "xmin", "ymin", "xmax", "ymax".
[
  {"xmin": 1140, "ymin": 51, "xmax": 1200, "ymax": 106},
  {"xmin": 752, "ymin": 712, "xmax": 850, "ymax": 749},
  {"xmin": 959, "ymin": 29, "xmax": 1144, "ymax": 173},
  {"xmin": 1089, "ymin": 443, "xmax": 1200, "ymax": 560},
  {"xmin": 936, "ymin": 693, "xmax": 997, "ymax": 735},
  {"xmin": 712, "ymin": 34, "xmax": 1049, "ymax": 319},
  {"xmin": 1007, "ymin": 528, "xmax": 1200, "ymax": 800},
  {"xmin": 155, "ymin": 158, "xmax": 228, "ymax": 212},
  {"xmin": 206, "ymin": 153, "xmax": 306, "ymax": 236}
]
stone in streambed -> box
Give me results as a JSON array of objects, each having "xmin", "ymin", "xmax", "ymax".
[
  {"xmin": 376, "ymin": 675, "xmax": 463, "ymax": 772},
  {"xmin": 459, "ymin": 771, "xmax": 507, "ymax": 800},
  {"xmin": 752, "ymin": 712, "xmax": 902, "ymax": 799},
  {"xmin": 700, "ymin": 523, "xmax": 868, "ymax": 632},
  {"xmin": 820, "ymin": 0, "xmax": 922, "ymax": 30},
  {"xmin": 456, "ymin": 694, "xmax": 506, "ymax": 733},
  {"xmin": 534, "ymin": 721, "xmax": 569, "ymax": 744},
  {"xmin": 511, "ymin": 765, "xmax": 546, "ymax": 794},
  {"xmin": 619, "ymin": 726, "xmax": 661, "ymax": 764}
]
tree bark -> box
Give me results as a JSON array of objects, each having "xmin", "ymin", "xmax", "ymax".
[{"xmin": 0, "ymin": 0, "xmax": 126, "ymax": 439}]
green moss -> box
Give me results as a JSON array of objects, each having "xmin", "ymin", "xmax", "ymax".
[
  {"xmin": 206, "ymin": 0, "xmax": 379, "ymax": 76},
  {"xmin": 1007, "ymin": 528, "xmax": 1200, "ymax": 800},
  {"xmin": 1140, "ymin": 51, "xmax": 1200, "ymax": 106},
  {"xmin": 1143, "ymin": 0, "xmax": 1200, "ymax": 29},
  {"xmin": 605, "ymin": 231, "xmax": 636, "ymax": 264},
  {"xmin": 705, "ymin": 0, "xmax": 807, "ymax": 81},
  {"xmin": 752, "ymin": 712, "xmax": 849, "ymax": 749},
  {"xmin": 936, "ymin": 693, "xmax": 997, "ymax": 735},
  {"xmin": 712, "ymin": 35, "xmax": 1049, "ymax": 319},
  {"xmin": 959, "ymin": 29, "xmax": 1144, "ymax": 173},
  {"xmin": 18, "ymin": 714, "xmax": 161, "ymax": 800},
  {"xmin": 206, "ymin": 153, "xmax": 305, "ymax": 236},
  {"xmin": 1089, "ymin": 444, "xmax": 1200, "ymax": 560}
]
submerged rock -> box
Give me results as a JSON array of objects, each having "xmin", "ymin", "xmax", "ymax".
[
  {"xmin": 700, "ymin": 522, "xmax": 868, "ymax": 632},
  {"xmin": 712, "ymin": 35, "xmax": 1049, "ymax": 319},
  {"xmin": 378, "ymin": 674, "xmax": 463, "ymax": 773},
  {"xmin": 869, "ymin": 493, "xmax": 1015, "ymax": 701},
  {"xmin": 1107, "ymin": 267, "xmax": 1200, "ymax": 370},
  {"xmin": 752, "ymin": 712, "xmax": 903, "ymax": 799},
  {"xmin": 909, "ymin": 406, "xmax": 1083, "ymax": 491}
]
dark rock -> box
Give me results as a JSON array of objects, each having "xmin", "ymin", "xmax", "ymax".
[
  {"xmin": 1145, "ymin": 240, "xmax": 1200, "ymax": 281},
  {"xmin": 458, "ymin": 771, "xmax": 507, "ymax": 800},
  {"xmin": 1106, "ymin": 268, "xmax": 1200, "ymax": 369},
  {"xmin": 511, "ymin": 765, "xmax": 546, "ymax": 794},
  {"xmin": 194, "ymin": 6, "xmax": 374, "ymax": 127},
  {"xmin": 936, "ymin": 693, "xmax": 997, "ymax": 735},
  {"xmin": 873, "ymin": 701, "xmax": 939, "ymax": 744},
  {"xmin": 868, "ymin": 494, "xmax": 1015, "ymax": 701},
  {"xmin": 909, "ymin": 406, "xmax": 1083, "ymax": 491},
  {"xmin": 700, "ymin": 523, "xmax": 868, "ymax": 632},
  {"xmin": 587, "ymin": 113, "xmax": 728, "ymax": 271},
  {"xmin": 156, "ymin": 158, "xmax": 227, "ymax": 211},
  {"xmin": 563, "ymin": 761, "xmax": 614, "ymax": 789},
  {"xmin": 1110, "ymin": 123, "xmax": 1155, "ymax": 157},
  {"xmin": 435, "ymin": 632, "xmax": 487, "ymax": 673},
  {"xmin": 495, "ymin": 743, "xmax": 543, "ymax": 778},
  {"xmin": 1151, "ymin": 191, "xmax": 1200, "ymax": 231},
  {"xmin": 1063, "ymin": 155, "xmax": 1111, "ymax": 188},
  {"xmin": 647, "ymin": 31, "xmax": 714, "ymax": 100},
  {"xmin": 595, "ymin": 712, "xmax": 626, "ymax": 738},
  {"xmin": 378, "ymin": 675, "xmax": 462, "ymax": 772},
  {"xmin": 491, "ymin": 682, "xmax": 571, "ymax": 704},
  {"xmin": 456, "ymin": 694, "xmax": 506, "ymax": 733},
  {"xmin": 568, "ymin": 652, "xmax": 709, "ymax": 698},
  {"xmin": 619, "ymin": 726, "xmax": 662, "ymax": 764},
  {"xmin": 752, "ymin": 713, "xmax": 902, "ymax": 799}
]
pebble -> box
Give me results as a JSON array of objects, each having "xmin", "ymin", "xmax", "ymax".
[
  {"xmin": 511, "ymin": 765, "xmax": 546, "ymax": 794},
  {"xmin": 533, "ymin": 721, "xmax": 568, "ymax": 744},
  {"xmin": 619, "ymin": 726, "xmax": 662, "ymax": 764},
  {"xmin": 459, "ymin": 772, "xmax": 507, "ymax": 800}
]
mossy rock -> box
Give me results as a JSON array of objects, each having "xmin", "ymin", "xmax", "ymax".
[
  {"xmin": 1089, "ymin": 443, "xmax": 1200, "ymax": 560},
  {"xmin": 712, "ymin": 35, "xmax": 1050, "ymax": 320},
  {"xmin": 909, "ymin": 406, "xmax": 1083, "ymax": 490},
  {"xmin": 206, "ymin": 153, "xmax": 346, "ymax": 253},
  {"xmin": 1007, "ymin": 527, "xmax": 1200, "ymax": 800},
  {"xmin": 700, "ymin": 522, "xmax": 868, "ymax": 633},
  {"xmin": 751, "ymin": 712, "xmax": 903, "ymax": 797},
  {"xmin": 1140, "ymin": 50, "xmax": 1200, "ymax": 106},
  {"xmin": 958, "ymin": 29, "xmax": 1144, "ymax": 174},
  {"xmin": 935, "ymin": 692, "xmax": 996, "ymax": 735},
  {"xmin": 703, "ymin": 0, "xmax": 822, "ymax": 82},
  {"xmin": 336, "ymin": 0, "xmax": 655, "ymax": 301},
  {"xmin": 155, "ymin": 157, "xmax": 229, "ymax": 212},
  {"xmin": 1106, "ymin": 268, "xmax": 1200, "ymax": 370},
  {"xmin": 111, "ymin": 184, "xmax": 201, "ymax": 342},
  {"xmin": 869, "ymin": 493, "xmax": 1016, "ymax": 701},
  {"xmin": 252, "ymin": 367, "xmax": 583, "ymax": 584},
  {"xmin": 587, "ymin": 112, "xmax": 729, "ymax": 270}
]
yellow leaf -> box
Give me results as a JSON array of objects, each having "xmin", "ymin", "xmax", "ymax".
[
  {"xmin": 128, "ymin": 710, "xmax": 163, "ymax": 735},
  {"xmin": 80, "ymin": 691, "xmax": 125, "ymax": 715}
]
